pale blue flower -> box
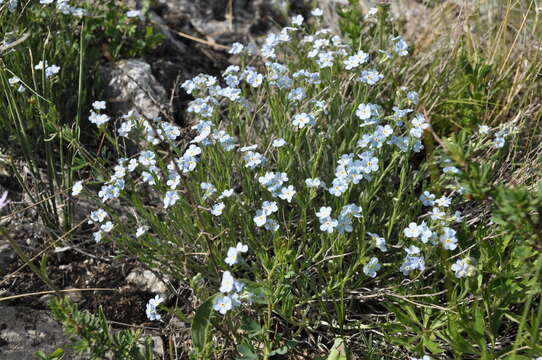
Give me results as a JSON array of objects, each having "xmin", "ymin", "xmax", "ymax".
[
  {"xmin": 213, "ymin": 295, "xmax": 232, "ymax": 314},
  {"xmin": 220, "ymin": 271, "xmax": 235, "ymax": 293},
  {"xmin": 420, "ymin": 191, "xmax": 435, "ymax": 206},
  {"xmin": 344, "ymin": 50, "xmax": 369, "ymax": 70},
  {"xmin": 367, "ymin": 232, "xmax": 387, "ymax": 252},
  {"xmin": 430, "ymin": 207, "xmax": 446, "ymax": 221},
  {"xmin": 100, "ymin": 221, "xmax": 114, "ymax": 232},
  {"xmin": 135, "ymin": 226, "xmax": 148, "ymax": 238},
  {"xmin": 89, "ymin": 111, "xmax": 110, "ymax": 126},
  {"xmin": 211, "ymin": 202, "xmax": 225, "ymax": 216},
  {"xmin": 305, "ymin": 178, "xmax": 323, "ymax": 188},
  {"xmin": 406, "ymin": 90, "xmax": 419, "ymax": 104},
  {"xmin": 253, "ymin": 209, "xmax": 267, "ymax": 227},
  {"xmin": 435, "ymin": 195, "xmax": 451, "ymax": 208},
  {"xmin": 443, "ymin": 166, "xmax": 460, "ymax": 174},
  {"xmin": 359, "ymin": 69, "xmax": 383, "ymax": 85},
  {"xmin": 440, "ymin": 227, "xmax": 458, "ymax": 250},
  {"xmin": 262, "ymin": 201, "xmax": 278, "ymax": 215},
  {"xmin": 363, "ymin": 257, "xmax": 381, "ymax": 278},
  {"xmin": 244, "ymin": 151, "xmax": 265, "ymax": 168},
  {"xmin": 316, "ymin": 206, "xmax": 332, "ymax": 219},
  {"xmin": 320, "ymin": 217, "xmax": 338, "ymax": 233},
  {"xmin": 93, "ymin": 231, "xmax": 103, "ymax": 243},
  {"xmin": 229, "ymin": 42, "xmax": 244, "ymax": 55},
  {"xmin": 164, "ymin": 191, "xmax": 180, "ymax": 208},
  {"xmin": 146, "ymin": 295, "xmax": 164, "ymax": 320},
  {"xmin": 88, "ymin": 209, "xmax": 108, "ymax": 224},
  {"xmin": 264, "ymin": 218, "xmax": 280, "ymax": 231},
  {"xmin": 328, "ymin": 178, "xmax": 348, "ymax": 196},
  {"xmin": 278, "ymin": 185, "xmax": 296, "ymax": 202},
  {"xmin": 392, "ymin": 36, "xmax": 409, "ymax": 56},
  {"xmin": 292, "ymin": 113, "xmax": 315, "ymax": 129},
  {"xmin": 218, "ymin": 189, "xmax": 235, "ymax": 199},
  {"xmin": 451, "ymin": 258, "xmax": 476, "ymax": 278},
  {"xmin": 126, "ymin": 10, "xmax": 143, "ymax": 19}
]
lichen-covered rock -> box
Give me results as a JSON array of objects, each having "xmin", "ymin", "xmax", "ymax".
[{"xmin": 102, "ymin": 59, "xmax": 171, "ymax": 120}]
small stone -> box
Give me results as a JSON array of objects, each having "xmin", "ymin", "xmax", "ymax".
[
  {"xmin": 126, "ymin": 268, "xmax": 169, "ymax": 297},
  {"xmin": 0, "ymin": 242, "xmax": 16, "ymax": 274}
]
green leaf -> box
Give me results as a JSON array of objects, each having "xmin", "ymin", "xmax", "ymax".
[
  {"xmin": 326, "ymin": 338, "xmax": 347, "ymax": 360},
  {"xmin": 236, "ymin": 343, "xmax": 258, "ymax": 360},
  {"xmin": 240, "ymin": 318, "xmax": 263, "ymax": 339},
  {"xmin": 191, "ymin": 295, "xmax": 216, "ymax": 352},
  {"xmin": 269, "ymin": 341, "xmax": 296, "ymax": 356}
]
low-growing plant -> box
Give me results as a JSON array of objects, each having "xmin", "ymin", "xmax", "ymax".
[
  {"xmin": 35, "ymin": 296, "xmax": 155, "ymax": 360},
  {"xmin": 63, "ymin": 6, "xmax": 542, "ymax": 358}
]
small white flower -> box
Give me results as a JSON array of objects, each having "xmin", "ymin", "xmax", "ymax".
[
  {"xmin": 220, "ymin": 271, "xmax": 235, "ymax": 293},
  {"xmin": 93, "ymin": 231, "xmax": 103, "ymax": 242},
  {"xmin": 253, "ymin": 209, "xmax": 267, "ymax": 227},
  {"xmin": 291, "ymin": 14, "xmax": 304, "ymax": 26},
  {"xmin": 126, "ymin": 10, "xmax": 143, "ymax": 19},
  {"xmin": 92, "ymin": 101, "xmax": 106, "ymax": 110},
  {"xmin": 316, "ymin": 206, "xmax": 332, "ymax": 219},
  {"xmin": 272, "ymin": 138, "xmax": 287, "ymax": 147},
  {"xmin": 262, "ymin": 201, "xmax": 278, "ymax": 215},
  {"xmin": 211, "ymin": 202, "xmax": 225, "ymax": 216},
  {"xmin": 278, "ymin": 185, "xmax": 296, "ymax": 203},
  {"xmin": 305, "ymin": 178, "xmax": 322, "ymax": 188},
  {"xmin": 71, "ymin": 181, "xmax": 83, "ymax": 196},
  {"xmin": 218, "ymin": 189, "xmax": 235, "ymax": 199},
  {"xmin": 367, "ymin": 232, "xmax": 387, "ymax": 252},
  {"xmin": 478, "ymin": 125, "xmax": 490, "ymax": 134},
  {"xmin": 403, "ymin": 222, "xmax": 421, "ymax": 238},
  {"xmin": 100, "ymin": 221, "xmax": 114, "ymax": 232},
  {"xmin": 136, "ymin": 226, "xmax": 148, "ymax": 238},
  {"xmin": 311, "ymin": 8, "xmax": 323, "ymax": 16}
]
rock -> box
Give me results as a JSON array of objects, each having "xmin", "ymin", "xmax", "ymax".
[
  {"xmin": 0, "ymin": 304, "xmax": 82, "ymax": 359},
  {"xmin": 151, "ymin": 336, "xmax": 165, "ymax": 358},
  {"xmin": 39, "ymin": 289, "xmax": 82, "ymax": 307},
  {"xmin": 0, "ymin": 242, "xmax": 16, "ymax": 274},
  {"xmin": 126, "ymin": 268, "xmax": 169, "ymax": 297},
  {"xmin": 102, "ymin": 59, "xmax": 172, "ymax": 120}
]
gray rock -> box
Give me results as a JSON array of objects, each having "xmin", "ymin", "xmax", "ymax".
[
  {"xmin": 0, "ymin": 304, "xmax": 81, "ymax": 359},
  {"xmin": 102, "ymin": 59, "xmax": 171, "ymax": 120},
  {"xmin": 126, "ymin": 268, "xmax": 169, "ymax": 297},
  {"xmin": 40, "ymin": 289, "xmax": 82, "ymax": 307},
  {"xmin": 0, "ymin": 242, "xmax": 16, "ymax": 274}
]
